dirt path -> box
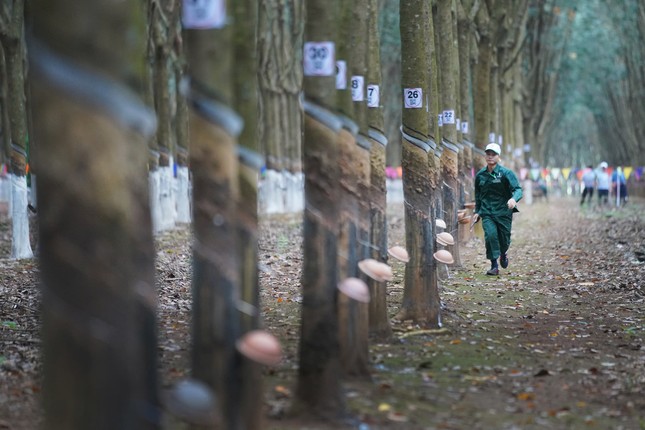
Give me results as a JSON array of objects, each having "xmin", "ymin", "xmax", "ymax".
[
  {"xmin": 1, "ymin": 197, "xmax": 644, "ymax": 429},
  {"xmin": 386, "ymin": 197, "xmax": 645, "ymax": 429},
  {"xmin": 262, "ymin": 197, "xmax": 644, "ymax": 429}
]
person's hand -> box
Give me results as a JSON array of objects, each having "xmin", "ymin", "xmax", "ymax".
[{"xmin": 507, "ymin": 198, "xmax": 517, "ymax": 209}]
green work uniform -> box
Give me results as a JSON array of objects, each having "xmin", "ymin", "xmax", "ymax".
[{"xmin": 474, "ymin": 164, "xmax": 523, "ymax": 260}]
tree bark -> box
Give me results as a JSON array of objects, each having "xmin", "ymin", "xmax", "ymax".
[
  {"xmin": 258, "ymin": 0, "xmax": 304, "ymax": 172},
  {"xmin": 0, "ymin": 0, "xmax": 33, "ymax": 259},
  {"xmin": 473, "ymin": 1, "xmax": 491, "ymax": 171},
  {"xmin": 366, "ymin": 0, "xmax": 392, "ymax": 341},
  {"xmin": 295, "ymin": 0, "xmax": 346, "ymax": 421},
  {"xmin": 184, "ymin": 3, "xmax": 243, "ymax": 427},
  {"xmin": 397, "ymin": 0, "xmax": 440, "ymax": 327},
  {"xmin": 436, "ymin": 0, "xmax": 461, "ymax": 266},
  {"xmin": 457, "ymin": 0, "xmax": 475, "ymax": 195},
  {"xmin": 29, "ymin": 0, "xmax": 159, "ymax": 427},
  {"xmin": 335, "ymin": 0, "xmax": 372, "ymax": 381},
  {"xmin": 232, "ymin": 0, "xmax": 264, "ymax": 428}
]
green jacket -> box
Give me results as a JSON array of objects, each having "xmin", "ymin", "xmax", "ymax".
[{"xmin": 475, "ymin": 164, "xmax": 523, "ymax": 216}]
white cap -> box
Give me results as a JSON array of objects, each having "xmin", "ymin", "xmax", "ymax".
[
  {"xmin": 599, "ymin": 161, "xmax": 608, "ymax": 168},
  {"xmin": 485, "ymin": 143, "xmax": 501, "ymax": 155}
]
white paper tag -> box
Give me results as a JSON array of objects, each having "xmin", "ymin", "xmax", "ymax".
[
  {"xmin": 304, "ymin": 42, "xmax": 335, "ymax": 76},
  {"xmin": 404, "ymin": 88, "xmax": 423, "ymax": 108},
  {"xmin": 456, "ymin": 118, "xmax": 461, "ymax": 131},
  {"xmin": 351, "ymin": 76, "xmax": 364, "ymax": 101},
  {"xmin": 489, "ymin": 132, "xmax": 496, "ymax": 143},
  {"xmin": 461, "ymin": 121, "xmax": 469, "ymax": 133},
  {"xmin": 182, "ymin": 0, "xmax": 227, "ymax": 29},
  {"xmin": 367, "ymin": 84, "xmax": 379, "ymax": 107},
  {"xmin": 438, "ymin": 114, "xmax": 443, "ymax": 127},
  {"xmin": 498, "ymin": 135, "xmax": 503, "ymax": 145},
  {"xmin": 336, "ymin": 61, "xmax": 347, "ymax": 89},
  {"xmin": 442, "ymin": 110, "xmax": 455, "ymax": 124}
]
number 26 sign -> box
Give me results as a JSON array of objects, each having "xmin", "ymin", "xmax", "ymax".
[{"xmin": 404, "ymin": 88, "xmax": 423, "ymax": 109}]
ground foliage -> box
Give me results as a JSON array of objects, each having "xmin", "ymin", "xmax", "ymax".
[{"xmin": 1, "ymin": 196, "xmax": 644, "ymax": 429}]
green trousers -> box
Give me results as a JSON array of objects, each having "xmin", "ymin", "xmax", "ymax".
[{"xmin": 482, "ymin": 214, "xmax": 513, "ymax": 260}]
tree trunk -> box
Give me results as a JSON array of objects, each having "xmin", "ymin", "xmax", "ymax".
[
  {"xmin": 173, "ymin": 15, "xmax": 191, "ymax": 223},
  {"xmin": 184, "ymin": 2, "xmax": 243, "ymax": 427},
  {"xmin": 232, "ymin": 1, "xmax": 264, "ymax": 428},
  {"xmin": 0, "ymin": 0, "xmax": 33, "ymax": 259},
  {"xmin": 473, "ymin": 1, "xmax": 491, "ymax": 171},
  {"xmin": 424, "ymin": 1, "xmax": 444, "ymax": 278},
  {"xmin": 151, "ymin": 0, "xmax": 178, "ymax": 231},
  {"xmin": 0, "ymin": 46, "xmax": 10, "ymax": 168},
  {"xmin": 335, "ymin": 0, "xmax": 372, "ymax": 381},
  {"xmin": 295, "ymin": 0, "xmax": 346, "ymax": 421},
  {"xmin": 457, "ymin": 0, "xmax": 475, "ymax": 197},
  {"xmin": 397, "ymin": 0, "xmax": 440, "ymax": 327},
  {"xmin": 366, "ymin": 0, "xmax": 392, "ymax": 341},
  {"xmin": 436, "ymin": 0, "xmax": 461, "ymax": 266},
  {"xmin": 257, "ymin": 0, "xmax": 305, "ymax": 213},
  {"xmin": 144, "ymin": 0, "xmax": 162, "ymax": 232},
  {"xmin": 29, "ymin": 0, "xmax": 159, "ymax": 427}
]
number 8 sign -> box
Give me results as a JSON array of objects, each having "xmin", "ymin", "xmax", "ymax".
[{"xmin": 404, "ymin": 88, "xmax": 423, "ymax": 109}]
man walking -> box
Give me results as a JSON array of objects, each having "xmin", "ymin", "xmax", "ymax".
[{"xmin": 472, "ymin": 143, "xmax": 523, "ymax": 276}]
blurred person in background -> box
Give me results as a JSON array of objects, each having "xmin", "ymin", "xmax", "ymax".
[
  {"xmin": 611, "ymin": 167, "xmax": 628, "ymax": 206},
  {"xmin": 596, "ymin": 162, "xmax": 610, "ymax": 206},
  {"xmin": 580, "ymin": 165, "xmax": 596, "ymax": 206}
]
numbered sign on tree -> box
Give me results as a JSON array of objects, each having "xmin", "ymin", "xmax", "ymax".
[
  {"xmin": 367, "ymin": 85, "xmax": 379, "ymax": 108},
  {"xmin": 404, "ymin": 88, "xmax": 423, "ymax": 109},
  {"xmin": 182, "ymin": 0, "xmax": 226, "ymax": 29},
  {"xmin": 351, "ymin": 76, "xmax": 364, "ymax": 101},
  {"xmin": 304, "ymin": 42, "xmax": 335, "ymax": 76},
  {"xmin": 336, "ymin": 61, "xmax": 347, "ymax": 89},
  {"xmin": 442, "ymin": 110, "xmax": 455, "ymax": 124}
]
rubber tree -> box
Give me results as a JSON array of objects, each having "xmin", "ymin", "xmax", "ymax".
[
  {"xmin": 172, "ymin": 6, "xmax": 191, "ymax": 224},
  {"xmin": 149, "ymin": 0, "xmax": 179, "ymax": 232},
  {"xmin": 424, "ymin": 0, "xmax": 443, "ymax": 317},
  {"xmin": 366, "ymin": 0, "xmax": 392, "ymax": 341},
  {"xmin": 436, "ymin": 0, "xmax": 462, "ymax": 267},
  {"xmin": 0, "ymin": 0, "xmax": 33, "ymax": 259},
  {"xmin": 0, "ymin": 45, "xmax": 9, "ymax": 166},
  {"xmin": 183, "ymin": 0, "xmax": 245, "ymax": 427},
  {"xmin": 380, "ymin": 0, "xmax": 403, "ymax": 167},
  {"xmin": 496, "ymin": 1, "xmax": 528, "ymax": 170},
  {"xmin": 232, "ymin": 0, "xmax": 265, "ymax": 428},
  {"xmin": 144, "ymin": 0, "xmax": 162, "ymax": 231},
  {"xmin": 396, "ymin": 0, "xmax": 440, "ymax": 327},
  {"xmin": 457, "ymin": 0, "xmax": 478, "ymax": 196},
  {"xmin": 29, "ymin": 0, "xmax": 159, "ymax": 427},
  {"xmin": 333, "ymin": 0, "xmax": 372, "ymax": 381},
  {"xmin": 257, "ymin": 0, "xmax": 304, "ymax": 214},
  {"xmin": 472, "ymin": 0, "xmax": 492, "ymax": 171},
  {"xmin": 295, "ymin": 0, "xmax": 347, "ymax": 421}
]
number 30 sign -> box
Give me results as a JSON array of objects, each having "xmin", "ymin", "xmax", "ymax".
[{"xmin": 304, "ymin": 42, "xmax": 335, "ymax": 76}]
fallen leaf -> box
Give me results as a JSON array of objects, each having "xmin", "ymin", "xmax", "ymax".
[
  {"xmin": 517, "ymin": 392, "xmax": 535, "ymax": 401},
  {"xmin": 378, "ymin": 403, "xmax": 391, "ymax": 412}
]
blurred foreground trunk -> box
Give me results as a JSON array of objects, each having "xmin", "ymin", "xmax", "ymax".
[{"xmin": 29, "ymin": 0, "xmax": 159, "ymax": 427}]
